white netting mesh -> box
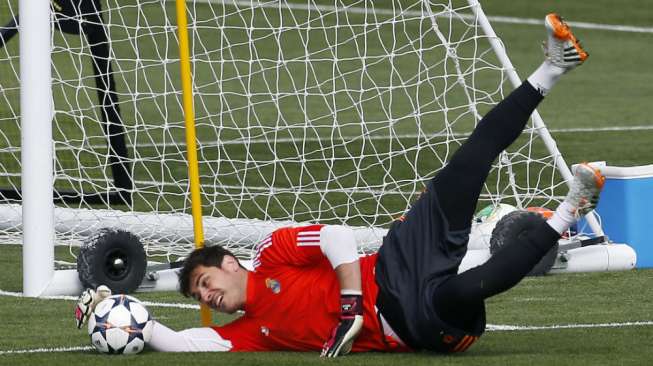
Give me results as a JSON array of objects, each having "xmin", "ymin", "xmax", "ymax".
[{"xmin": 0, "ymin": 0, "xmax": 568, "ymax": 260}]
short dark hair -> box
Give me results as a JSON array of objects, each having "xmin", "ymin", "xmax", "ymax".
[{"xmin": 178, "ymin": 245, "xmax": 239, "ymax": 298}]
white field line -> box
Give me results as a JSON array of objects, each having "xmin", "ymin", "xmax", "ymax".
[
  {"xmin": 1, "ymin": 323, "xmax": 652, "ymax": 356},
  {"xmin": 196, "ymin": 125, "xmax": 653, "ymax": 146},
  {"xmin": 191, "ymin": 0, "xmax": 653, "ymax": 34},
  {"xmin": 193, "ymin": 124, "xmax": 653, "ymax": 146},
  {"xmin": 0, "ymin": 345, "xmax": 94, "ymax": 355},
  {"xmin": 0, "ymin": 289, "xmax": 200, "ymax": 310},
  {"xmin": 487, "ymin": 321, "xmax": 653, "ymax": 332},
  {"xmin": 1, "ymin": 322, "xmax": 653, "ymax": 355},
  {"xmin": 1, "ymin": 288, "xmax": 652, "ymax": 356},
  {"xmin": 547, "ymin": 125, "xmax": 653, "ymax": 133},
  {"xmin": 37, "ymin": 124, "xmax": 653, "ymax": 154},
  {"xmin": 7, "ymin": 123, "xmax": 649, "ymax": 156}
]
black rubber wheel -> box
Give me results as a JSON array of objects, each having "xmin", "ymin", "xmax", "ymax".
[
  {"xmin": 77, "ymin": 228, "xmax": 146, "ymax": 293},
  {"xmin": 489, "ymin": 210, "xmax": 558, "ymax": 276}
]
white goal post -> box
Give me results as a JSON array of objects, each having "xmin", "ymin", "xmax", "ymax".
[{"xmin": 0, "ymin": 0, "xmax": 604, "ymax": 296}]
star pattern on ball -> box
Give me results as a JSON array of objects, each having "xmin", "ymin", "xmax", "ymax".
[
  {"xmin": 120, "ymin": 296, "xmax": 149, "ymax": 344},
  {"xmin": 92, "ymin": 308, "xmax": 112, "ymax": 337},
  {"xmin": 92, "ymin": 309, "xmax": 124, "ymax": 354},
  {"xmin": 126, "ymin": 307, "xmax": 147, "ymax": 344}
]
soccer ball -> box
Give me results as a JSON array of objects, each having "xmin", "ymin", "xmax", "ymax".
[
  {"xmin": 88, "ymin": 294, "xmax": 153, "ymax": 354},
  {"xmin": 468, "ymin": 203, "xmax": 517, "ymax": 250},
  {"xmin": 474, "ymin": 203, "xmax": 518, "ymax": 224}
]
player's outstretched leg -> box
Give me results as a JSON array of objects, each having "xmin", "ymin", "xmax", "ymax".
[
  {"xmin": 374, "ymin": 14, "xmax": 590, "ymax": 352},
  {"xmin": 433, "ymin": 163, "xmax": 605, "ymax": 330},
  {"xmin": 431, "ymin": 13, "xmax": 588, "ymax": 232}
]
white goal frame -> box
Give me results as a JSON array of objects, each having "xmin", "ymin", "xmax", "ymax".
[{"xmin": 16, "ymin": 0, "xmax": 603, "ymax": 297}]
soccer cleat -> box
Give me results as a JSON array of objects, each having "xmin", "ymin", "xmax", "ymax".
[
  {"xmin": 543, "ymin": 13, "xmax": 589, "ymax": 69},
  {"xmin": 564, "ymin": 163, "xmax": 605, "ymax": 217}
]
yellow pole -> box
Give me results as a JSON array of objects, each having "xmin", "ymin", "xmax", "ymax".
[{"xmin": 175, "ymin": 0, "xmax": 212, "ymax": 326}]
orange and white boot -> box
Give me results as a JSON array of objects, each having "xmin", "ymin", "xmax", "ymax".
[
  {"xmin": 546, "ymin": 163, "xmax": 605, "ymax": 235},
  {"xmin": 565, "ymin": 163, "xmax": 605, "ymax": 218},
  {"xmin": 544, "ymin": 13, "xmax": 589, "ymax": 70}
]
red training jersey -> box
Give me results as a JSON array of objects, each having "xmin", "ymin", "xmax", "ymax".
[{"xmin": 211, "ymin": 224, "xmax": 409, "ymax": 352}]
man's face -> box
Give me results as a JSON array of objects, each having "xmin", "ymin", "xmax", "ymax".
[{"xmin": 189, "ymin": 256, "xmax": 246, "ymax": 314}]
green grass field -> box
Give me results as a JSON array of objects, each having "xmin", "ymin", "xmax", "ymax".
[
  {"xmin": 1, "ymin": 0, "xmax": 653, "ymax": 364},
  {"xmin": 1, "ymin": 245, "xmax": 652, "ymax": 365}
]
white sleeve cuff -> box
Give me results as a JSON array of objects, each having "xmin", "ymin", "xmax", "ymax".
[{"xmin": 320, "ymin": 225, "xmax": 359, "ymax": 269}]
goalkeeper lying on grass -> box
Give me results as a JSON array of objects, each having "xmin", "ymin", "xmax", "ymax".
[{"xmin": 76, "ymin": 14, "xmax": 604, "ymax": 356}]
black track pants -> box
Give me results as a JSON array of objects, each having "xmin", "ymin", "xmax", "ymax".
[{"xmin": 430, "ymin": 81, "xmax": 561, "ymax": 331}]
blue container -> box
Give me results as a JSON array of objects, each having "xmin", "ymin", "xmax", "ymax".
[{"xmin": 593, "ymin": 164, "xmax": 653, "ymax": 268}]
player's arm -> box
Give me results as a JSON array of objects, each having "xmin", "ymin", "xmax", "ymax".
[
  {"xmin": 334, "ymin": 261, "xmax": 362, "ymax": 293},
  {"xmin": 148, "ymin": 321, "xmax": 232, "ymax": 352},
  {"xmin": 320, "ymin": 225, "xmax": 362, "ymax": 291},
  {"xmin": 319, "ymin": 225, "xmax": 364, "ymax": 358}
]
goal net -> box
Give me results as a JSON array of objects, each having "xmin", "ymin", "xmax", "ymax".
[{"xmin": 0, "ymin": 0, "xmax": 595, "ymax": 294}]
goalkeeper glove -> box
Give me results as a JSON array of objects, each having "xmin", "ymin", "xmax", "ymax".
[
  {"xmin": 74, "ymin": 285, "xmax": 112, "ymax": 329},
  {"xmin": 321, "ymin": 292, "xmax": 364, "ymax": 357}
]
